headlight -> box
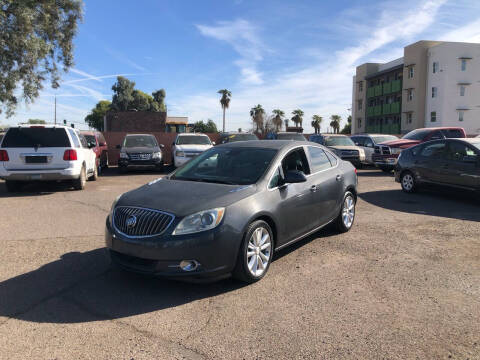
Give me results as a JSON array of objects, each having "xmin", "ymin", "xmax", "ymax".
[
  {"xmin": 390, "ymin": 147, "xmax": 402, "ymax": 155},
  {"xmin": 108, "ymin": 194, "xmax": 122, "ymax": 225},
  {"xmin": 172, "ymin": 208, "xmax": 225, "ymax": 235},
  {"xmin": 358, "ymin": 149, "xmax": 365, "ymax": 158},
  {"xmin": 119, "ymin": 152, "xmax": 128, "ymax": 159},
  {"xmin": 152, "ymin": 151, "xmax": 162, "ymax": 159},
  {"xmin": 176, "ymin": 151, "xmax": 185, "ymax": 157}
]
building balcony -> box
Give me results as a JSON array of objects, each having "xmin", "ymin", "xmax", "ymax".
[
  {"xmin": 382, "ymin": 103, "xmax": 391, "ymax": 115},
  {"xmin": 374, "ymin": 85, "xmax": 382, "ymax": 96},
  {"xmin": 374, "ymin": 105, "xmax": 382, "ymax": 116},
  {"xmin": 391, "ymin": 79, "xmax": 402, "ymax": 92},
  {"xmin": 391, "ymin": 102, "xmax": 400, "ymax": 113},
  {"xmin": 383, "ymin": 82, "xmax": 392, "ymax": 94},
  {"xmin": 367, "ymin": 87, "xmax": 375, "ymax": 98}
]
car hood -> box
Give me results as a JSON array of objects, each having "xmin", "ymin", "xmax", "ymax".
[
  {"xmin": 123, "ymin": 147, "xmax": 159, "ymax": 154},
  {"xmin": 117, "ymin": 178, "xmax": 256, "ymax": 217},
  {"xmin": 379, "ymin": 139, "xmax": 420, "ymax": 148},
  {"xmin": 175, "ymin": 144, "xmax": 212, "ymax": 152},
  {"xmin": 328, "ymin": 145, "xmax": 362, "ymax": 151}
]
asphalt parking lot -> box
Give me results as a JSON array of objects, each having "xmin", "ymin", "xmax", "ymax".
[{"xmin": 0, "ymin": 168, "xmax": 479, "ymax": 360}]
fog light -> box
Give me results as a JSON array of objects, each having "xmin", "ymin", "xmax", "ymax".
[{"xmin": 180, "ymin": 260, "xmax": 200, "ymax": 272}]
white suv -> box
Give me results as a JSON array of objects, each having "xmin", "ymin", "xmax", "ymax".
[
  {"xmin": 0, "ymin": 125, "xmax": 98, "ymax": 191},
  {"xmin": 171, "ymin": 133, "xmax": 213, "ymax": 168}
]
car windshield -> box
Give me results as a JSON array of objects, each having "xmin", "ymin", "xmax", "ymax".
[
  {"xmin": 402, "ymin": 129, "xmax": 431, "ymax": 141},
  {"xmin": 471, "ymin": 142, "xmax": 480, "ymax": 151},
  {"xmin": 84, "ymin": 135, "xmax": 96, "ymax": 148},
  {"xmin": 276, "ymin": 133, "xmax": 306, "ymax": 141},
  {"xmin": 171, "ymin": 147, "xmax": 277, "ymax": 185},
  {"xmin": 324, "ymin": 136, "xmax": 355, "ymax": 146},
  {"xmin": 176, "ymin": 135, "xmax": 211, "ymax": 145},
  {"xmin": 123, "ymin": 136, "xmax": 157, "ymax": 148},
  {"xmin": 1, "ymin": 127, "xmax": 70, "ymax": 148},
  {"xmin": 372, "ymin": 135, "xmax": 397, "ymax": 143},
  {"xmin": 227, "ymin": 134, "xmax": 258, "ymax": 142}
]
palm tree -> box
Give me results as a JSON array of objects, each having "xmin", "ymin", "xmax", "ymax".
[
  {"xmin": 311, "ymin": 115, "xmax": 322, "ymax": 134},
  {"xmin": 217, "ymin": 89, "xmax": 232, "ymax": 132},
  {"xmin": 330, "ymin": 115, "xmax": 341, "ymax": 134},
  {"xmin": 291, "ymin": 109, "xmax": 304, "ymax": 128},
  {"xmin": 250, "ymin": 104, "xmax": 265, "ymax": 132},
  {"xmin": 272, "ymin": 109, "xmax": 284, "ymax": 132}
]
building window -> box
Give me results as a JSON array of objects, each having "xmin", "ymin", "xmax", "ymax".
[
  {"xmin": 461, "ymin": 59, "xmax": 467, "ymax": 71},
  {"xmin": 407, "ymin": 113, "xmax": 412, "ymax": 124},
  {"xmin": 407, "ymin": 89, "xmax": 414, "ymax": 101},
  {"xmin": 358, "ymin": 81, "xmax": 363, "ymax": 92},
  {"xmin": 357, "ymin": 118, "xmax": 362, "ymax": 128},
  {"xmin": 458, "ymin": 111, "xmax": 464, "ymax": 122},
  {"xmin": 431, "ymin": 111, "xmax": 437, "ymax": 122},
  {"xmin": 357, "ymin": 99, "xmax": 363, "ymax": 110},
  {"xmin": 432, "ymin": 87, "xmax": 437, "ymax": 98},
  {"xmin": 460, "ymin": 85, "xmax": 465, "ymax": 96},
  {"xmin": 433, "ymin": 62, "xmax": 439, "ymax": 73},
  {"xmin": 408, "ymin": 67, "xmax": 414, "ymax": 79}
]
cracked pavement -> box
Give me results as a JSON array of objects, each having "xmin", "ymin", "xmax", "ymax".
[{"xmin": 0, "ymin": 168, "xmax": 479, "ymax": 359}]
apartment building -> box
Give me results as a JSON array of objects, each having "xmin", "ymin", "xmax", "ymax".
[{"xmin": 352, "ymin": 40, "xmax": 480, "ymax": 136}]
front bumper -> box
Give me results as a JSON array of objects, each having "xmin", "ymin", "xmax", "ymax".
[
  {"xmin": 173, "ymin": 156, "xmax": 193, "ymax": 167},
  {"xmin": 105, "ymin": 217, "xmax": 240, "ymax": 280},
  {"xmin": 118, "ymin": 158, "xmax": 163, "ymax": 167},
  {"xmin": 0, "ymin": 168, "xmax": 79, "ymax": 181},
  {"xmin": 372, "ymin": 154, "xmax": 399, "ymax": 168}
]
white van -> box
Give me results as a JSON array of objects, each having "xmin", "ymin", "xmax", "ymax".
[{"xmin": 0, "ymin": 125, "xmax": 97, "ymax": 191}]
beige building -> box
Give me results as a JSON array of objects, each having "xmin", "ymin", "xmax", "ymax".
[{"xmin": 352, "ymin": 40, "xmax": 480, "ymax": 136}]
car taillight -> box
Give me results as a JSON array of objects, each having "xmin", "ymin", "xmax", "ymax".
[
  {"xmin": 354, "ymin": 168, "xmax": 357, "ymax": 175},
  {"xmin": 0, "ymin": 149, "xmax": 8, "ymax": 161},
  {"xmin": 63, "ymin": 149, "xmax": 77, "ymax": 161}
]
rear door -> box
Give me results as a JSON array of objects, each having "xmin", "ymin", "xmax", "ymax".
[
  {"xmin": 442, "ymin": 141, "xmax": 480, "ymax": 189},
  {"xmin": 1, "ymin": 127, "xmax": 71, "ymax": 172},
  {"xmin": 414, "ymin": 141, "xmax": 447, "ymax": 183}
]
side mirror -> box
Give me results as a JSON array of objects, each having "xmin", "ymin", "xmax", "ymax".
[
  {"xmin": 99, "ymin": 142, "xmax": 106, "ymax": 146},
  {"xmin": 116, "ymin": 144, "xmax": 121, "ymax": 149},
  {"xmin": 283, "ymin": 170, "xmax": 307, "ymax": 184},
  {"xmin": 159, "ymin": 144, "xmax": 165, "ymax": 149}
]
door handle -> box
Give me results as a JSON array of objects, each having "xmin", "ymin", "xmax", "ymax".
[
  {"xmin": 310, "ymin": 185, "xmax": 317, "ymax": 192},
  {"xmin": 336, "ymin": 174, "xmax": 342, "ymax": 181}
]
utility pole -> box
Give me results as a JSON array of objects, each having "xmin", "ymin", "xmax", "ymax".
[{"xmin": 54, "ymin": 95, "xmax": 57, "ymax": 125}]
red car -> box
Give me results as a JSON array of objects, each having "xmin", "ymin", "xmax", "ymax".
[
  {"xmin": 372, "ymin": 127, "xmax": 466, "ymax": 172},
  {"xmin": 80, "ymin": 131, "xmax": 109, "ymax": 172}
]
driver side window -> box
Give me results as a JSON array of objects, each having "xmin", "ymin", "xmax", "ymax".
[{"xmin": 281, "ymin": 148, "xmax": 310, "ymax": 176}]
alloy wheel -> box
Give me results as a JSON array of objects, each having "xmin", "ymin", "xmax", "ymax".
[
  {"xmin": 342, "ymin": 194, "xmax": 355, "ymax": 229},
  {"xmin": 402, "ymin": 174, "xmax": 414, "ymax": 191},
  {"xmin": 247, "ymin": 227, "xmax": 272, "ymax": 277}
]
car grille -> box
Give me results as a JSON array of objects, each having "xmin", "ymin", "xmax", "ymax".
[
  {"xmin": 113, "ymin": 206, "xmax": 174, "ymax": 237},
  {"xmin": 374, "ymin": 145, "xmax": 391, "ymax": 155},
  {"xmin": 129, "ymin": 153, "xmax": 152, "ymax": 161},
  {"xmin": 340, "ymin": 150, "xmax": 359, "ymax": 157},
  {"xmin": 184, "ymin": 151, "xmax": 202, "ymax": 158}
]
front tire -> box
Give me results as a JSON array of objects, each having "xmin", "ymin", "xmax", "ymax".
[
  {"xmin": 233, "ymin": 220, "xmax": 274, "ymax": 283},
  {"xmin": 335, "ymin": 191, "xmax": 356, "ymax": 233},
  {"xmin": 73, "ymin": 166, "xmax": 86, "ymax": 190},
  {"xmin": 400, "ymin": 171, "xmax": 417, "ymax": 193}
]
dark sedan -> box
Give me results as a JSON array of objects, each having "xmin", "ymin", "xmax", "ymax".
[
  {"xmin": 117, "ymin": 134, "xmax": 164, "ymax": 173},
  {"xmin": 106, "ymin": 140, "xmax": 358, "ymax": 283},
  {"xmin": 395, "ymin": 138, "xmax": 480, "ymax": 193}
]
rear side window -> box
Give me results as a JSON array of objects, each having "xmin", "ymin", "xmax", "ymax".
[
  {"xmin": 420, "ymin": 142, "xmax": 446, "ymax": 158},
  {"xmin": 442, "ymin": 129, "xmax": 464, "ymax": 138},
  {"xmin": 282, "ymin": 148, "xmax": 310, "ymax": 175},
  {"xmin": 352, "ymin": 136, "xmax": 364, "ymax": 146},
  {"xmin": 325, "ymin": 151, "xmax": 338, "ymax": 166},
  {"xmin": 308, "ymin": 146, "xmax": 332, "ymax": 172},
  {"xmin": 1, "ymin": 128, "xmax": 70, "ymax": 148},
  {"xmin": 78, "ymin": 134, "xmax": 89, "ymax": 148},
  {"xmin": 68, "ymin": 129, "xmax": 81, "ymax": 148},
  {"xmin": 445, "ymin": 142, "xmax": 477, "ymax": 161}
]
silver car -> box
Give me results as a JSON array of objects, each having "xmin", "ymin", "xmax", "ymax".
[{"xmin": 350, "ymin": 134, "xmax": 399, "ymax": 164}]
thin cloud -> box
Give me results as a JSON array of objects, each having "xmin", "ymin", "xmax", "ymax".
[
  {"xmin": 105, "ymin": 48, "xmax": 147, "ymax": 71},
  {"xmin": 69, "ymin": 68, "xmax": 103, "ymax": 82}
]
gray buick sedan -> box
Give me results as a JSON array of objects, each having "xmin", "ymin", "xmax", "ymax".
[{"xmin": 105, "ymin": 140, "xmax": 358, "ymax": 283}]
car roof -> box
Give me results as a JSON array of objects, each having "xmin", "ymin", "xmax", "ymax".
[
  {"xmin": 14, "ymin": 124, "xmax": 73, "ymax": 129},
  {"xmin": 449, "ymin": 138, "xmax": 480, "ymax": 144},
  {"xmin": 416, "ymin": 127, "xmax": 464, "ymax": 131},
  {"xmin": 177, "ymin": 133, "xmax": 208, "ymax": 136},
  {"xmin": 218, "ymin": 140, "xmax": 312, "ymax": 150},
  {"xmin": 125, "ymin": 133, "xmax": 156, "ymax": 137},
  {"xmin": 320, "ymin": 133, "xmax": 347, "ymax": 137}
]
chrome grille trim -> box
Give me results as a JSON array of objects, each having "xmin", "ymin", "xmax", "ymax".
[
  {"xmin": 128, "ymin": 153, "xmax": 152, "ymax": 161},
  {"xmin": 113, "ymin": 206, "xmax": 175, "ymax": 238}
]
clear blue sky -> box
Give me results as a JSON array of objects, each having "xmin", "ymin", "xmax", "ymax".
[{"xmin": 2, "ymin": 0, "xmax": 480, "ymax": 131}]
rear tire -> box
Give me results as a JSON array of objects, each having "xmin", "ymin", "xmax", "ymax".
[
  {"xmin": 155, "ymin": 162, "xmax": 164, "ymax": 173},
  {"xmin": 5, "ymin": 180, "xmax": 21, "ymax": 192},
  {"xmin": 400, "ymin": 171, "xmax": 417, "ymax": 193},
  {"xmin": 73, "ymin": 166, "xmax": 86, "ymax": 190},
  {"xmin": 335, "ymin": 191, "xmax": 356, "ymax": 233},
  {"xmin": 233, "ymin": 220, "xmax": 274, "ymax": 283}
]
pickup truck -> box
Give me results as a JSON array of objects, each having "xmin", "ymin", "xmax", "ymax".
[{"xmin": 372, "ymin": 127, "xmax": 466, "ymax": 172}]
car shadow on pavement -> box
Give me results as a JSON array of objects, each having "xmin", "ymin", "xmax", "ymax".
[
  {"xmin": 357, "ymin": 169, "xmax": 394, "ymax": 177},
  {"xmin": 0, "ymin": 248, "xmax": 245, "ymax": 324},
  {"xmin": 99, "ymin": 166, "xmax": 173, "ymax": 177},
  {"xmin": 359, "ymin": 187, "xmax": 480, "ymax": 222},
  {"xmin": 0, "ymin": 180, "xmax": 75, "ymax": 198}
]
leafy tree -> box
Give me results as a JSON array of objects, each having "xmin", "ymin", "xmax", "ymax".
[
  {"xmin": 330, "ymin": 115, "xmax": 341, "ymax": 134},
  {"xmin": 0, "ymin": 1, "xmax": 83, "ymax": 117},
  {"xmin": 192, "ymin": 119, "xmax": 218, "ymax": 133},
  {"xmin": 85, "ymin": 100, "xmax": 111, "ymax": 131},
  {"xmin": 218, "ymin": 89, "xmax": 231, "ymax": 132},
  {"xmin": 250, "ymin": 104, "xmax": 265, "ymax": 132},
  {"xmin": 27, "ymin": 119, "xmax": 46, "ymax": 124},
  {"xmin": 130, "ymin": 90, "xmax": 155, "ymax": 111},
  {"xmin": 340, "ymin": 115, "xmax": 352, "ymax": 134},
  {"xmin": 272, "ymin": 109, "xmax": 284, "ymax": 132},
  {"xmin": 291, "ymin": 109, "xmax": 304, "ymax": 128},
  {"xmin": 111, "ymin": 76, "xmax": 135, "ymax": 111},
  {"xmin": 152, "ymin": 89, "xmax": 166, "ymax": 111},
  {"xmin": 311, "ymin": 115, "xmax": 322, "ymax": 134}
]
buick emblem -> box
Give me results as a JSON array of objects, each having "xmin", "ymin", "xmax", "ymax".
[{"xmin": 126, "ymin": 215, "xmax": 137, "ymax": 228}]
